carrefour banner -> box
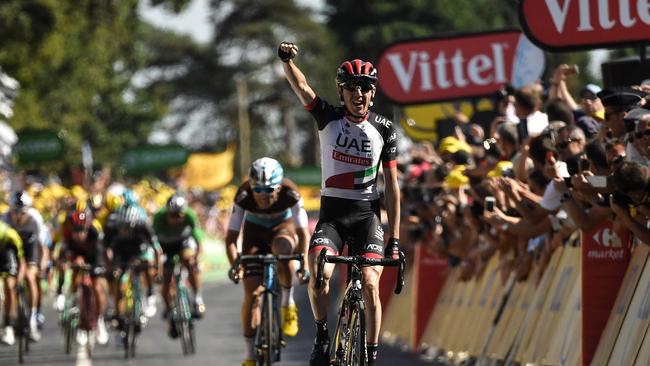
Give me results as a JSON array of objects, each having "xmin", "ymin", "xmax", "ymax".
[
  {"xmin": 376, "ymin": 30, "xmax": 545, "ymax": 105},
  {"xmin": 581, "ymin": 221, "xmax": 631, "ymax": 366},
  {"xmin": 182, "ymin": 145, "xmax": 235, "ymax": 190}
]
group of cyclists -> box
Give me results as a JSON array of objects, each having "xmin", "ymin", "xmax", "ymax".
[
  {"xmin": 1, "ymin": 41, "xmax": 402, "ymax": 366},
  {"xmin": 0, "ymin": 185, "xmax": 207, "ymax": 350}
]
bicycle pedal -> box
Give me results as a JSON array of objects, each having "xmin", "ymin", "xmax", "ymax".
[{"xmin": 280, "ymin": 339, "xmax": 287, "ymax": 348}]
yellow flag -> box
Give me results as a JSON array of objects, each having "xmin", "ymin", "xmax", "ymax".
[{"xmin": 183, "ymin": 145, "xmax": 235, "ymax": 190}]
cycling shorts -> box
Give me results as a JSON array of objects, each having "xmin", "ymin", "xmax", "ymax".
[
  {"xmin": 0, "ymin": 246, "xmax": 19, "ymax": 276},
  {"xmin": 241, "ymin": 219, "xmax": 296, "ymax": 277},
  {"xmin": 309, "ymin": 196, "xmax": 384, "ymax": 259},
  {"xmin": 23, "ymin": 236, "xmax": 41, "ymax": 265},
  {"xmin": 161, "ymin": 237, "xmax": 197, "ymax": 268}
]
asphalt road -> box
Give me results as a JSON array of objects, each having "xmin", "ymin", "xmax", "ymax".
[{"xmin": 0, "ymin": 276, "xmax": 433, "ymax": 366}]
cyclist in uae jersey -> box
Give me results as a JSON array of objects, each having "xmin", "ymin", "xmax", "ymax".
[
  {"xmin": 225, "ymin": 157, "xmax": 310, "ymax": 366},
  {"xmin": 0, "ymin": 221, "xmax": 25, "ymax": 345},
  {"xmin": 279, "ymin": 42, "xmax": 401, "ymax": 366}
]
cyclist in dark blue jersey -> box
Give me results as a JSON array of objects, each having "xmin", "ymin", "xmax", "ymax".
[{"xmin": 279, "ymin": 42, "xmax": 401, "ymax": 366}]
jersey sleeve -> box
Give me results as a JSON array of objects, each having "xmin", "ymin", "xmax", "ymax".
[
  {"xmin": 381, "ymin": 120, "xmax": 399, "ymax": 167},
  {"xmin": 227, "ymin": 204, "xmax": 245, "ymax": 232},
  {"xmin": 186, "ymin": 208, "xmax": 204, "ymax": 242},
  {"xmin": 152, "ymin": 210, "xmax": 165, "ymax": 234},
  {"xmin": 290, "ymin": 199, "xmax": 308, "ymax": 229},
  {"xmin": 6, "ymin": 226, "xmax": 24, "ymax": 259},
  {"xmin": 305, "ymin": 97, "xmax": 343, "ymax": 131}
]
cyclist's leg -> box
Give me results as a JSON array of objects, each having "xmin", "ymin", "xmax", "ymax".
[
  {"xmin": 180, "ymin": 239, "xmax": 200, "ymax": 298},
  {"xmin": 271, "ymin": 221, "xmax": 297, "ymax": 292},
  {"xmin": 241, "ymin": 263, "xmax": 264, "ymax": 362},
  {"xmin": 1, "ymin": 248, "xmax": 18, "ymax": 344},
  {"xmin": 307, "ymin": 221, "xmax": 342, "ymax": 322},
  {"xmin": 355, "ymin": 208, "xmax": 385, "ymax": 364},
  {"xmin": 160, "ymin": 243, "xmax": 180, "ymax": 317},
  {"xmin": 90, "ymin": 248, "xmax": 109, "ymax": 344},
  {"xmin": 23, "ymin": 238, "xmax": 41, "ymax": 340},
  {"xmin": 139, "ymin": 246, "xmax": 157, "ymax": 317},
  {"xmin": 271, "ymin": 221, "xmax": 299, "ymax": 336}
]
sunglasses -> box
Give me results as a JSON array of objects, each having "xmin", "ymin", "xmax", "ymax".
[
  {"xmin": 252, "ymin": 186, "xmax": 276, "ymax": 194},
  {"xmin": 342, "ymin": 82, "xmax": 374, "ymax": 93}
]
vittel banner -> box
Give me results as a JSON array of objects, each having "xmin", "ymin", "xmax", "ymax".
[
  {"xmin": 376, "ymin": 30, "xmax": 544, "ymax": 105},
  {"xmin": 520, "ymin": 0, "xmax": 650, "ymax": 51}
]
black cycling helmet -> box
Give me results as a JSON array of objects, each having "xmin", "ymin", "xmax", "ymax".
[
  {"xmin": 336, "ymin": 59, "xmax": 378, "ymax": 85},
  {"xmin": 10, "ymin": 191, "xmax": 32, "ymax": 211},
  {"xmin": 166, "ymin": 193, "xmax": 187, "ymax": 214}
]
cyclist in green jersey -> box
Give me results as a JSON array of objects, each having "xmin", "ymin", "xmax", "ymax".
[
  {"xmin": 0, "ymin": 221, "xmax": 26, "ymax": 345},
  {"xmin": 153, "ymin": 193, "xmax": 205, "ymax": 334}
]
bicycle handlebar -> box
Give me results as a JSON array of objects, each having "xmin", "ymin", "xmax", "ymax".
[
  {"xmin": 315, "ymin": 248, "xmax": 406, "ymax": 294},
  {"xmin": 229, "ymin": 253, "xmax": 306, "ymax": 285},
  {"xmin": 70, "ymin": 264, "xmax": 106, "ymax": 276}
]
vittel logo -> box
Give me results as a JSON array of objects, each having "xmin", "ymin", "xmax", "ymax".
[
  {"xmin": 386, "ymin": 43, "xmax": 507, "ymax": 93},
  {"xmin": 520, "ymin": 0, "xmax": 650, "ymax": 50},
  {"xmin": 377, "ymin": 31, "xmax": 544, "ymax": 104}
]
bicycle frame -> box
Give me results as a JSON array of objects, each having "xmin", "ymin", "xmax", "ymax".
[
  {"xmin": 233, "ymin": 253, "xmax": 305, "ymax": 366},
  {"xmin": 315, "ymin": 248, "xmax": 405, "ymax": 366},
  {"xmin": 122, "ymin": 261, "xmax": 148, "ymax": 359},
  {"xmin": 16, "ymin": 282, "xmax": 30, "ymax": 364},
  {"xmin": 169, "ymin": 254, "xmax": 195, "ymax": 355}
]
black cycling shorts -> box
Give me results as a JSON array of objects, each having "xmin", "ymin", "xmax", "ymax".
[
  {"xmin": 66, "ymin": 244, "xmax": 105, "ymax": 272},
  {"xmin": 23, "ymin": 236, "xmax": 41, "ymax": 265},
  {"xmin": 309, "ymin": 196, "xmax": 385, "ymax": 259},
  {"xmin": 241, "ymin": 219, "xmax": 296, "ymax": 278},
  {"xmin": 0, "ymin": 246, "xmax": 19, "ymax": 276},
  {"xmin": 161, "ymin": 238, "xmax": 197, "ymax": 269}
]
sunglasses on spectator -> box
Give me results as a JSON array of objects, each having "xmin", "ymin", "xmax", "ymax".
[
  {"xmin": 609, "ymin": 155, "xmax": 625, "ymax": 166},
  {"xmin": 342, "ymin": 81, "xmax": 374, "ymax": 93},
  {"xmin": 557, "ymin": 138, "xmax": 577, "ymax": 149},
  {"xmin": 252, "ymin": 186, "xmax": 276, "ymax": 194}
]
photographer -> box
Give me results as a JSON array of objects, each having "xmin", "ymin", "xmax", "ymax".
[{"xmin": 610, "ymin": 161, "xmax": 650, "ymax": 245}]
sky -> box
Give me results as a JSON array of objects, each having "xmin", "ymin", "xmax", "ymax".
[{"xmin": 139, "ymin": 1, "xmax": 607, "ymax": 77}]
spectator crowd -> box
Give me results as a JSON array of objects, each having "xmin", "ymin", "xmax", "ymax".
[{"xmin": 396, "ymin": 64, "xmax": 650, "ymax": 285}]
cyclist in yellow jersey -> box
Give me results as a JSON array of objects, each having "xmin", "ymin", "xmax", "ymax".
[{"xmin": 0, "ymin": 221, "xmax": 26, "ymax": 345}]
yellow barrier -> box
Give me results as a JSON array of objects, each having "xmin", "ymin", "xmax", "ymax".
[
  {"xmin": 381, "ymin": 267, "xmax": 415, "ymax": 346},
  {"xmin": 545, "ymin": 270, "xmax": 582, "ymax": 366},
  {"xmin": 420, "ymin": 269, "xmax": 459, "ymax": 349},
  {"xmin": 512, "ymin": 246, "xmax": 565, "ymax": 363},
  {"xmin": 485, "ymin": 274, "xmax": 533, "ymax": 359},
  {"xmin": 608, "ymin": 249, "xmax": 650, "ymax": 365},
  {"xmin": 525, "ymin": 246, "xmax": 580, "ymax": 363},
  {"xmin": 591, "ymin": 245, "xmax": 650, "ymax": 365}
]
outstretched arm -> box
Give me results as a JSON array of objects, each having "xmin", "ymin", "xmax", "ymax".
[{"xmin": 279, "ymin": 42, "xmax": 317, "ymax": 105}]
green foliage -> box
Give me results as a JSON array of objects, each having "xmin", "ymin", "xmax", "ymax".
[{"xmin": 0, "ymin": 0, "xmax": 181, "ymax": 171}]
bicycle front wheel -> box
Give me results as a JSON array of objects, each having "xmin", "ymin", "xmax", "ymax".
[
  {"xmin": 345, "ymin": 303, "xmax": 366, "ymax": 366},
  {"xmin": 257, "ymin": 292, "xmax": 274, "ymax": 366}
]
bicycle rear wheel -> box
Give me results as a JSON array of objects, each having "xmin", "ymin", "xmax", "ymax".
[
  {"xmin": 17, "ymin": 287, "xmax": 30, "ymax": 363},
  {"xmin": 345, "ymin": 303, "xmax": 366, "ymax": 366}
]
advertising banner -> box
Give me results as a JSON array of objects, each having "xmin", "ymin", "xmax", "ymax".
[
  {"xmin": 581, "ymin": 221, "xmax": 631, "ymax": 366},
  {"xmin": 121, "ymin": 144, "xmax": 189, "ymax": 173},
  {"xmin": 15, "ymin": 129, "xmax": 64, "ymax": 164},
  {"xmin": 376, "ymin": 30, "xmax": 544, "ymax": 104},
  {"xmin": 413, "ymin": 245, "xmax": 448, "ymax": 348},
  {"xmin": 519, "ymin": 0, "xmax": 650, "ymax": 51},
  {"xmin": 183, "ymin": 145, "xmax": 235, "ymax": 190}
]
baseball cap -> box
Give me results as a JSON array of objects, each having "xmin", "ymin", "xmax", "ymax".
[{"xmin": 580, "ymin": 84, "xmax": 602, "ymax": 100}]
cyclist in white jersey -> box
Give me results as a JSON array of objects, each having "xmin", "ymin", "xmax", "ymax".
[
  {"xmin": 279, "ymin": 42, "xmax": 401, "ymax": 366},
  {"xmin": 2, "ymin": 191, "xmax": 50, "ymax": 341}
]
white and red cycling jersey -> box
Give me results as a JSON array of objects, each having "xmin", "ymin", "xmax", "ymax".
[{"xmin": 305, "ymin": 97, "xmax": 398, "ymax": 201}]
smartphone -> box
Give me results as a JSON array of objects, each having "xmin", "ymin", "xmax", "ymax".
[
  {"xmin": 484, "ymin": 196, "xmax": 496, "ymax": 213},
  {"xmin": 586, "ymin": 175, "xmax": 608, "ymax": 188}
]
